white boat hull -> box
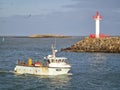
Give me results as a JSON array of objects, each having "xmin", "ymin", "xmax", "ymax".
[{"xmin": 14, "ymin": 65, "xmax": 70, "ymax": 75}]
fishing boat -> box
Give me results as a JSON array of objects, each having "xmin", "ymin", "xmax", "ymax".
[{"xmin": 14, "ymin": 45, "xmax": 71, "ymax": 75}]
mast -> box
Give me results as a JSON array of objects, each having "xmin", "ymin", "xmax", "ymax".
[
  {"xmin": 52, "ymin": 41, "xmax": 57, "ymax": 59},
  {"xmin": 52, "ymin": 44, "xmax": 56, "ymax": 58}
]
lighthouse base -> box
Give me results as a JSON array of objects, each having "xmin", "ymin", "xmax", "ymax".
[{"xmin": 89, "ymin": 34, "xmax": 110, "ymax": 38}]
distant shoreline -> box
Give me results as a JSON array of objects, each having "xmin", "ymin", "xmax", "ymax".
[
  {"xmin": 0, "ymin": 36, "xmax": 28, "ymax": 38},
  {"xmin": 28, "ymin": 34, "xmax": 71, "ymax": 38},
  {"xmin": 0, "ymin": 34, "xmax": 71, "ymax": 38},
  {"xmin": 0, "ymin": 35, "xmax": 119, "ymax": 38}
]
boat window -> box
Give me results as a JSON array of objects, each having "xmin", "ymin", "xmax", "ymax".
[
  {"xmin": 47, "ymin": 60, "xmax": 50, "ymax": 63},
  {"xmin": 56, "ymin": 68, "xmax": 61, "ymax": 71},
  {"xmin": 56, "ymin": 60, "xmax": 57, "ymax": 62},
  {"xmin": 60, "ymin": 59, "xmax": 61, "ymax": 62}
]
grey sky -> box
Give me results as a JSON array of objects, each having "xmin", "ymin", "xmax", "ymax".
[{"xmin": 0, "ymin": 0, "xmax": 120, "ymax": 36}]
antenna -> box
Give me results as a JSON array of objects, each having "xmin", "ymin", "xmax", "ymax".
[
  {"xmin": 54, "ymin": 38, "xmax": 56, "ymax": 49},
  {"xmin": 52, "ymin": 38, "xmax": 57, "ymax": 58}
]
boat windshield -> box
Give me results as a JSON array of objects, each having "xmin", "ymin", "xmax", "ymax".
[{"xmin": 48, "ymin": 58, "xmax": 67, "ymax": 63}]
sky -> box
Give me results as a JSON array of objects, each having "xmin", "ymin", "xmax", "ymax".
[{"xmin": 0, "ymin": 0, "xmax": 120, "ymax": 36}]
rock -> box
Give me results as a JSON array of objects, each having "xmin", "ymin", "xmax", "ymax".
[{"xmin": 61, "ymin": 37, "xmax": 120, "ymax": 53}]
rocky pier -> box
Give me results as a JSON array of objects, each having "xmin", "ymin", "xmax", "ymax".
[{"xmin": 61, "ymin": 37, "xmax": 120, "ymax": 53}]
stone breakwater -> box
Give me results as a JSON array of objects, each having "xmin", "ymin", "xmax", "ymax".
[{"xmin": 61, "ymin": 37, "xmax": 120, "ymax": 53}]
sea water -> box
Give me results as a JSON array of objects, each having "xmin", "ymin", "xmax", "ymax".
[{"xmin": 0, "ymin": 37, "xmax": 120, "ymax": 90}]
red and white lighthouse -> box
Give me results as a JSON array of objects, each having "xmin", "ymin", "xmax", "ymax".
[{"xmin": 93, "ymin": 11, "xmax": 102, "ymax": 38}]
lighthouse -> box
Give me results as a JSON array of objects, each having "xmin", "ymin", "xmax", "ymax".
[{"xmin": 93, "ymin": 12, "xmax": 102, "ymax": 38}]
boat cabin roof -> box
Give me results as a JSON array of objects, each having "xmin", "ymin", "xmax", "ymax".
[{"xmin": 48, "ymin": 57, "xmax": 67, "ymax": 60}]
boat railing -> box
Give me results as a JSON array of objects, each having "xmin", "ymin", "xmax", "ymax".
[{"xmin": 16, "ymin": 59, "xmax": 43, "ymax": 67}]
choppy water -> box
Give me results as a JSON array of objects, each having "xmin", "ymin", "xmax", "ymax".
[{"xmin": 0, "ymin": 37, "xmax": 120, "ymax": 90}]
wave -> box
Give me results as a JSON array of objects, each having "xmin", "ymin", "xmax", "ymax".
[{"xmin": 0, "ymin": 69, "xmax": 15, "ymax": 74}]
